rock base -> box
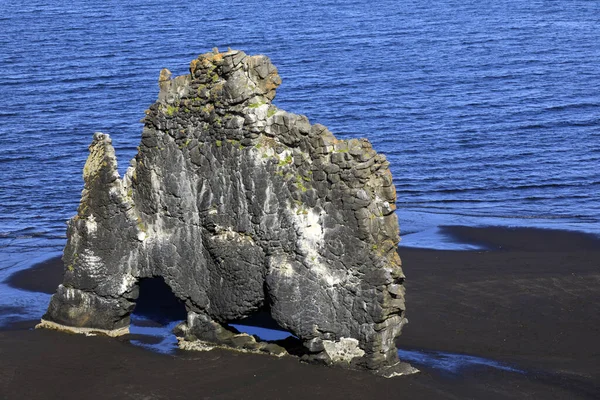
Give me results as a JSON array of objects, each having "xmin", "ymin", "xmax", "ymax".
[
  {"xmin": 376, "ymin": 362, "xmax": 420, "ymax": 378},
  {"xmin": 36, "ymin": 319, "xmax": 129, "ymax": 337},
  {"xmin": 176, "ymin": 336, "xmax": 288, "ymax": 358}
]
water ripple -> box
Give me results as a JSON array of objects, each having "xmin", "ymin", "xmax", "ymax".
[{"xmin": 0, "ymin": 0, "xmax": 599, "ymax": 254}]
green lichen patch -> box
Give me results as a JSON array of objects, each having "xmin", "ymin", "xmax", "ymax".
[
  {"xmin": 296, "ymin": 207, "xmax": 309, "ymax": 215},
  {"xmin": 201, "ymin": 104, "xmax": 215, "ymax": 115},
  {"xmin": 277, "ymin": 154, "xmax": 293, "ymax": 167},
  {"xmin": 294, "ymin": 176, "xmax": 308, "ymax": 192},
  {"xmin": 166, "ymin": 105, "xmax": 179, "ymax": 116},
  {"xmin": 226, "ymin": 139, "xmax": 245, "ymax": 150},
  {"xmin": 248, "ymin": 100, "xmax": 266, "ymax": 109},
  {"xmin": 178, "ymin": 138, "xmax": 192, "ymax": 149},
  {"xmin": 136, "ymin": 217, "xmax": 147, "ymax": 233}
]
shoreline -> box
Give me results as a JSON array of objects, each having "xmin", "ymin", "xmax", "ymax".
[
  {"xmin": 2, "ymin": 225, "xmax": 600, "ymax": 399},
  {"xmin": 437, "ymin": 225, "xmax": 600, "ymax": 251},
  {"xmin": 7, "ymin": 224, "xmax": 600, "ymax": 296}
]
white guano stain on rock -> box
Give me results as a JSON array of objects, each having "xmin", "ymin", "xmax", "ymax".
[
  {"xmin": 85, "ymin": 214, "xmax": 97, "ymax": 235},
  {"xmin": 253, "ymin": 103, "xmax": 269, "ymax": 120},
  {"xmin": 291, "ymin": 209, "xmax": 343, "ymax": 286},
  {"xmin": 322, "ymin": 337, "xmax": 365, "ymax": 363},
  {"xmin": 268, "ymin": 254, "xmax": 295, "ymax": 277},
  {"xmin": 214, "ymin": 226, "xmax": 254, "ymax": 243},
  {"xmin": 63, "ymin": 285, "xmax": 75, "ymax": 300},
  {"xmin": 81, "ymin": 249, "xmax": 104, "ymax": 278},
  {"xmin": 144, "ymin": 170, "xmax": 168, "ymax": 241},
  {"xmin": 177, "ymin": 337, "xmax": 215, "ymax": 352},
  {"xmin": 118, "ymin": 273, "xmax": 136, "ymax": 296}
]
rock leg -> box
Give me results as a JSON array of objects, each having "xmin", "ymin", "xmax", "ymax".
[
  {"xmin": 38, "ymin": 285, "xmax": 136, "ymax": 336},
  {"xmin": 174, "ymin": 311, "xmax": 287, "ymax": 356}
]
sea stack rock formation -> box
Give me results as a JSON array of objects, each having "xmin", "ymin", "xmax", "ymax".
[{"xmin": 39, "ymin": 49, "xmax": 413, "ymax": 377}]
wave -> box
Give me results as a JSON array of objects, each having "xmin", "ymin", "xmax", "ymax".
[
  {"xmin": 518, "ymin": 118, "xmax": 600, "ymax": 130},
  {"xmin": 545, "ymin": 102, "xmax": 600, "ymax": 112}
]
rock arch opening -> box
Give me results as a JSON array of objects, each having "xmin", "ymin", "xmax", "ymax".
[
  {"xmin": 128, "ymin": 276, "xmax": 187, "ymax": 353},
  {"xmin": 132, "ymin": 277, "xmax": 187, "ymax": 325},
  {"xmin": 226, "ymin": 307, "xmax": 306, "ymax": 356}
]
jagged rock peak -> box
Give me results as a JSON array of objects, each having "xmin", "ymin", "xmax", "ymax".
[{"xmin": 39, "ymin": 49, "xmax": 414, "ymax": 377}]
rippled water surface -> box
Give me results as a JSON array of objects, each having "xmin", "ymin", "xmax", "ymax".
[{"xmin": 1, "ymin": 0, "xmax": 599, "ymax": 260}]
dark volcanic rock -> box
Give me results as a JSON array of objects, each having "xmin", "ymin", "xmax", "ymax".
[{"xmin": 39, "ymin": 49, "xmax": 414, "ymax": 377}]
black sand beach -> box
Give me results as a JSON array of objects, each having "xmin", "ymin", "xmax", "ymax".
[{"xmin": 2, "ymin": 226, "xmax": 599, "ymax": 399}]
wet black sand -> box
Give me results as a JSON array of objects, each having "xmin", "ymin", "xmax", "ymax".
[{"xmin": 2, "ymin": 226, "xmax": 600, "ymax": 399}]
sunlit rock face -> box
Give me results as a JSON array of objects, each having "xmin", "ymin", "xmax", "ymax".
[{"xmin": 39, "ymin": 49, "xmax": 413, "ymax": 376}]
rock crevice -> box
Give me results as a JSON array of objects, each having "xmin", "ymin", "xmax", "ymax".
[{"xmin": 40, "ymin": 49, "xmax": 413, "ymax": 377}]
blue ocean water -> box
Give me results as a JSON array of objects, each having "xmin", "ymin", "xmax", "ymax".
[
  {"xmin": 396, "ymin": 348, "xmax": 524, "ymax": 374},
  {"xmin": 1, "ymin": 0, "xmax": 599, "ymax": 266}
]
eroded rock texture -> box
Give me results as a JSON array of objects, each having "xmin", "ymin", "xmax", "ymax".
[{"xmin": 40, "ymin": 49, "xmax": 413, "ymax": 376}]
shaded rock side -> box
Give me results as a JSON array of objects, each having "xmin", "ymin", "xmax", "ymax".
[{"xmin": 40, "ymin": 49, "xmax": 412, "ymax": 376}]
